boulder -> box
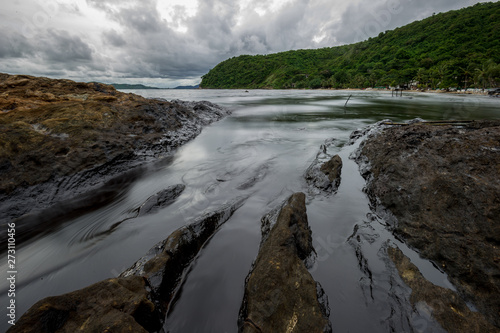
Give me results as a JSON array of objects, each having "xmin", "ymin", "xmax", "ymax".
[
  {"xmin": 239, "ymin": 192, "xmax": 331, "ymax": 332},
  {"xmin": 305, "ymin": 154, "xmax": 342, "ymax": 193},
  {"xmin": 305, "ymin": 138, "xmax": 342, "ymax": 194}
]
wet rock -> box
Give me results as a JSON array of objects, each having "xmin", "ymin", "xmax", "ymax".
[
  {"xmin": 357, "ymin": 120, "xmax": 500, "ymax": 328},
  {"xmin": 121, "ymin": 195, "xmax": 247, "ymax": 309},
  {"xmin": 305, "ymin": 153, "xmax": 342, "ymax": 193},
  {"xmin": 239, "ymin": 192, "xmax": 332, "ymax": 332},
  {"xmin": 8, "ymin": 276, "xmax": 162, "ymax": 333},
  {"xmin": 0, "ymin": 73, "xmax": 229, "ymax": 244},
  {"xmin": 305, "ymin": 138, "xmax": 342, "ymax": 194},
  {"xmin": 92, "ymin": 184, "xmax": 186, "ymax": 239},
  {"xmin": 388, "ymin": 246, "xmax": 498, "ymax": 333},
  {"xmin": 137, "ymin": 184, "xmax": 186, "ymax": 216},
  {"xmin": 11, "ymin": 196, "xmax": 247, "ymax": 332}
]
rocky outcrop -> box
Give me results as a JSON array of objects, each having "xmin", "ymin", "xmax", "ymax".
[
  {"xmin": 305, "ymin": 138, "xmax": 342, "ymax": 194},
  {"xmin": 0, "ymin": 73, "xmax": 229, "ymax": 245},
  {"xmin": 239, "ymin": 192, "xmax": 331, "ymax": 332},
  {"xmin": 121, "ymin": 195, "xmax": 247, "ymax": 301},
  {"xmin": 8, "ymin": 276, "xmax": 161, "ymax": 333},
  {"xmin": 9, "ymin": 196, "xmax": 247, "ymax": 332},
  {"xmin": 357, "ymin": 120, "xmax": 500, "ymax": 328},
  {"xmin": 388, "ymin": 246, "xmax": 498, "ymax": 333}
]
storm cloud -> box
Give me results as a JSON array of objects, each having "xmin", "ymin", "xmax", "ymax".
[{"xmin": 0, "ymin": 0, "xmax": 491, "ymax": 87}]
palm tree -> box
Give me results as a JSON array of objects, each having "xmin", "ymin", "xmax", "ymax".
[{"xmin": 475, "ymin": 64, "xmax": 487, "ymax": 91}]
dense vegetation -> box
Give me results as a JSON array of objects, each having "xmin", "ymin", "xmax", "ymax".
[{"xmin": 201, "ymin": 2, "xmax": 500, "ymax": 90}]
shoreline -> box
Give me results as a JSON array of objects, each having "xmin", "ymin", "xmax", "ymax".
[{"xmin": 198, "ymin": 87, "xmax": 496, "ymax": 96}]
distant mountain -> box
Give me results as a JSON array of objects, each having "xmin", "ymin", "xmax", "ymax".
[
  {"xmin": 111, "ymin": 83, "xmax": 161, "ymax": 89},
  {"xmin": 174, "ymin": 84, "xmax": 200, "ymax": 89},
  {"xmin": 201, "ymin": 2, "xmax": 500, "ymax": 90}
]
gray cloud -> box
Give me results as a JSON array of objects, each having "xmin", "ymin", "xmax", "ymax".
[
  {"xmin": 0, "ymin": 31, "xmax": 31, "ymax": 58},
  {"xmin": 102, "ymin": 30, "xmax": 127, "ymax": 47},
  {"xmin": 0, "ymin": 0, "xmax": 492, "ymax": 87},
  {"xmin": 39, "ymin": 30, "xmax": 94, "ymax": 63}
]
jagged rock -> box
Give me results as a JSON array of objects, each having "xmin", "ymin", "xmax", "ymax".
[
  {"xmin": 305, "ymin": 154, "xmax": 342, "ymax": 193},
  {"xmin": 388, "ymin": 246, "xmax": 498, "ymax": 333},
  {"xmin": 137, "ymin": 184, "xmax": 186, "ymax": 216},
  {"xmin": 10, "ymin": 196, "xmax": 247, "ymax": 332},
  {"xmin": 121, "ymin": 195, "xmax": 248, "ymax": 308},
  {"xmin": 239, "ymin": 192, "xmax": 331, "ymax": 332},
  {"xmin": 91, "ymin": 184, "xmax": 186, "ymax": 239},
  {"xmin": 7, "ymin": 276, "xmax": 162, "ymax": 333},
  {"xmin": 357, "ymin": 120, "xmax": 500, "ymax": 328},
  {"xmin": 0, "ymin": 73, "xmax": 229, "ymax": 244}
]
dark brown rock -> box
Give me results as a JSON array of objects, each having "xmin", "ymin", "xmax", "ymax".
[
  {"xmin": 388, "ymin": 246, "xmax": 499, "ymax": 333},
  {"xmin": 121, "ymin": 195, "xmax": 247, "ymax": 310},
  {"xmin": 239, "ymin": 192, "xmax": 331, "ymax": 332},
  {"xmin": 7, "ymin": 276, "xmax": 161, "ymax": 333},
  {"xmin": 305, "ymin": 154, "xmax": 342, "ymax": 193},
  {"xmin": 0, "ymin": 73, "xmax": 228, "ymax": 245},
  {"xmin": 320, "ymin": 155, "xmax": 342, "ymax": 185},
  {"xmin": 137, "ymin": 184, "xmax": 186, "ymax": 216},
  {"xmin": 358, "ymin": 120, "xmax": 500, "ymax": 328},
  {"xmin": 10, "ymin": 196, "xmax": 247, "ymax": 332}
]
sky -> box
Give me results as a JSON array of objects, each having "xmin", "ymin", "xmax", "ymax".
[{"xmin": 0, "ymin": 0, "xmax": 493, "ymax": 88}]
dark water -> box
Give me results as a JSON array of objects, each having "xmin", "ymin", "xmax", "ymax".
[{"xmin": 1, "ymin": 90, "xmax": 499, "ymax": 332}]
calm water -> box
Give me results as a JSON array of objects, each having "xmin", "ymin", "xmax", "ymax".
[{"xmin": 1, "ymin": 90, "xmax": 499, "ymax": 332}]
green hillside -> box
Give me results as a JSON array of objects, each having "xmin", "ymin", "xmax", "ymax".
[{"xmin": 200, "ymin": 2, "xmax": 500, "ymax": 90}]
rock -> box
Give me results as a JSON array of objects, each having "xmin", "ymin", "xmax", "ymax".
[
  {"xmin": 121, "ymin": 195, "xmax": 248, "ymax": 308},
  {"xmin": 305, "ymin": 138, "xmax": 342, "ymax": 194},
  {"xmin": 7, "ymin": 276, "xmax": 162, "ymax": 333},
  {"xmin": 305, "ymin": 154, "xmax": 342, "ymax": 193},
  {"xmin": 0, "ymin": 73, "xmax": 229, "ymax": 244},
  {"xmin": 357, "ymin": 120, "xmax": 500, "ymax": 328},
  {"xmin": 11, "ymin": 196, "xmax": 248, "ymax": 332},
  {"xmin": 239, "ymin": 193, "xmax": 332, "ymax": 332},
  {"xmin": 320, "ymin": 155, "xmax": 342, "ymax": 184},
  {"xmin": 137, "ymin": 184, "xmax": 186, "ymax": 216},
  {"xmin": 91, "ymin": 184, "xmax": 186, "ymax": 239},
  {"xmin": 388, "ymin": 246, "xmax": 498, "ymax": 333}
]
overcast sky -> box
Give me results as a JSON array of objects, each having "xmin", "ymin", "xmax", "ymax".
[{"xmin": 0, "ymin": 0, "xmax": 493, "ymax": 87}]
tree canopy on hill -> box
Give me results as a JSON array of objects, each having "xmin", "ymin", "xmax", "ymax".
[{"xmin": 200, "ymin": 2, "xmax": 500, "ymax": 90}]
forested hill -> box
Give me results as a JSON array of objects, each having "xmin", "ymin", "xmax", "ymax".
[{"xmin": 200, "ymin": 2, "xmax": 500, "ymax": 90}]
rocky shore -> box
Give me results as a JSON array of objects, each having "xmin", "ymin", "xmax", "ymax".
[
  {"xmin": 8, "ymin": 196, "xmax": 247, "ymax": 332},
  {"xmin": 9, "ymin": 192, "xmax": 335, "ymax": 332},
  {"xmin": 0, "ymin": 73, "xmax": 229, "ymax": 245},
  {"xmin": 356, "ymin": 119, "xmax": 500, "ymax": 329}
]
